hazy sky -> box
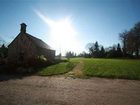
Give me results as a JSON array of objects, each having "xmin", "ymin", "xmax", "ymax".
[{"xmin": 0, "ymin": 0, "xmax": 140, "ymax": 55}]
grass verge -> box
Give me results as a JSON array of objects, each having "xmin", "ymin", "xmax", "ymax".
[
  {"xmin": 37, "ymin": 62, "xmax": 75, "ymax": 76},
  {"xmin": 82, "ymin": 58, "xmax": 140, "ymax": 80}
]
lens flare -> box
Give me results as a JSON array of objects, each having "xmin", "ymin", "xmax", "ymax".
[{"xmin": 34, "ymin": 9, "xmax": 82, "ymax": 55}]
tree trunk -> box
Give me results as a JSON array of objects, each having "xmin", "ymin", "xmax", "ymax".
[{"xmin": 136, "ymin": 48, "xmax": 139, "ymax": 58}]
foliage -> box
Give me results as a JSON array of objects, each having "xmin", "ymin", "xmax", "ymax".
[
  {"xmin": 119, "ymin": 22, "xmax": 140, "ymax": 58},
  {"xmin": 86, "ymin": 41, "xmax": 123, "ymax": 58},
  {"xmin": 105, "ymin": 43, "xmax": 123, "ymax": 58},
  {"xmin": 78, "ymin": 51, "xmax": 91, "ymax": 58},
  {"xmin": 81, "ymin": 21, "xmax": 140, "ymax": 59},
  {"xmin": 0, "ymin": 58, "xmax": 69, "ymax": 74},
  {"xmin": 116, "ymin": 43, "xmax": 123, "ymax": 57},
  {"xmin": 66, "ymin": 51, "xmax": 76, "ymax": 59},
  {"xmin": 99, "ymin": 46, "xmax": 106, "ymax": 57},
  {"xmin": 88, "ymin": 41, "xmax": 100, "ymax": 57}
]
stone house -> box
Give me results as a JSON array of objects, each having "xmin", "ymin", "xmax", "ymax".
[{"xmin": 8, "ymin": 23, "xmax": 55, "ymax": 63}]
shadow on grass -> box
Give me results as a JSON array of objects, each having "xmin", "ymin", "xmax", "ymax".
[{"xmin": 0, "ymin": 59, "xmax": 68, "ymax": 82}]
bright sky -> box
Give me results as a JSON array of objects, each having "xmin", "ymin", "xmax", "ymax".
[{"xmin": 0, "ymin": 0, "xmax": 140, "ymax": 55}]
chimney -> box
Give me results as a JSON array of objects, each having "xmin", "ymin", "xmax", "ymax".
[{"xmin": 20, "ymin": 23, "xmax": 27, "ymax": 33}]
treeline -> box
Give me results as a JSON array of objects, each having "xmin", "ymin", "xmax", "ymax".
[
  {"xmin": 66, "ymin": 21, "xmax": 140, "ymax": 59},
  {"xmin": 78, "ymin": 42, "xmax": 123, "ymax": 58},
  {"xmin": 66, "ymin": 42, "xmax": 123, "ymax": 58},
  {"xmin": 65, "ymin": 51, "xmax": 77, "ymax": 58}
]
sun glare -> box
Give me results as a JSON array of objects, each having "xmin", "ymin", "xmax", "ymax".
[
  {"xmin": 50, "ymin": 18, "xmax": 76, "ymax": 46},
  {"xmin": 35, "ymin": 10, "xmax": 83, "ymax": 55}
]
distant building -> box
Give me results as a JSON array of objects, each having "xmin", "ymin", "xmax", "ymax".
[{"xmin": 8, "ymin": 23, "xmax": 55, "ymax": 63}]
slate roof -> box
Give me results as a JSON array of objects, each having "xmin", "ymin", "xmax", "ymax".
[
  {"xmin": 26, "ymin": 33, "xmax": 51, "ymax": 50},
  {"xmin": 8, "ymin": 33, "xmax": 52, "ymax": 50},
  {"xmin": 8, "ymin": 23, "xmax": 53, "ymax": 50}
]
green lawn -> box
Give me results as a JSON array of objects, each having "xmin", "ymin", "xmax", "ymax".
[
  {"xmin": 37, "ymin": 58, "xmax": 140, "ymax": 80},
  {"xmin": 38, "ymin": 62, "xmax": 75, "ymax": 76},
  {"xmin": 73, "ymin": 58, "xmax": 140, "ymax": 80}
]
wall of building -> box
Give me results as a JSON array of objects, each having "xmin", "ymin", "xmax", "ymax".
[
  {"xmin": 38, "ymin": 48, "xmax": 55, "ymax": 62},
  {"xmin": 8, "ymin": 33, "xmax": 37, "ymax": 63},
  {"xmin": 8, "ymin": 33, "xmax": 55, "ymax": 63}
]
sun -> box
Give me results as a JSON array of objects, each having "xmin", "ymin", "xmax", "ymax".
[
  {"xmin": 50, "ymin": 18, "xmax": 77, "ymax": 48},
  {"xmin": 51, "ymin": 18, "xmax": 75, "ymax": 42},
  {"xmin": 35, "ymin": 10, "xmax": 82, "ymax": 55}
]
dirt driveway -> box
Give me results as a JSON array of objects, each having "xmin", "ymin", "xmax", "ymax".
[{"xmin": 0, "ymin": 75, "xmax": 140, "ymax": 105}]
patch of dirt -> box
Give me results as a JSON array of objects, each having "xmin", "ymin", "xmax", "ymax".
[
  {"xmin": 0, "ymin": 75, "xmax": 140, "ymax": 105},
  {"xmin": 66, "ymin": 61, "xmax": 84, "ymax": 78}
]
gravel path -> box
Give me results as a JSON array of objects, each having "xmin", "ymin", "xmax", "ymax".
[{"xmin": 0, "ymin": 75, "xmax": 140, "ymax": 105}]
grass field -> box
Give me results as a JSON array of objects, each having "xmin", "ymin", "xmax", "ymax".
[
  {"xmin": 38, "ymin": 62, "xmax": 75, "ymax": 76},
  {"xmin": 1, "ymin": 58, "xmax": 139, "ymax": 80},
  {"xmin": 71, "ymin": 58, "xmax": 140, "ymax": 80},
  {"xmin": 37, "ymin": 58, "xmax": 140, "ymax": 80}
]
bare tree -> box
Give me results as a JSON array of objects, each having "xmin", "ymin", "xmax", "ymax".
[
  {"xmin": 119, "ymin": 22, "xmax": 140, "ymax": 58},
  {"xmin": 119, "ymin": 30, "xmax": 128, "ymax": 56}
]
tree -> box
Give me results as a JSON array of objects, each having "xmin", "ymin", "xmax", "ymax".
[
  {"xmin": 132, "ymin": 22, "xmax": 140, "ymax": 58},
  {"xmin": 93, "ymin": 41, "xmax": 100, "ymax": 57},
  {"xmin": 87, "ymin": 41, "xmax": 100, "ymax": 58},
  {"xmin": 106, "ymin": 46, "xmax": 117, "ymax": 58},
  {"xmin": 65, "ymin": 51, "xmax": 75, "ymax": 59},
  {"xmin": 119, "ymin": 22, "xmax": 140, "ymax": 58},
  {"xmin": 78, "ymin": 51, "xmax": 90, "ymax": 58},
  {"xmin": 86, "ymin": 43, "xmax": 94, "ymax": 57},
  {"xmin": 116, "ymin": 43, "xmax": 123, "ymax": 57},
  {"xmin": 119, "ymin": 30, "xmax": 128, "ymax": 57},
  {"xmin": 99, "ymin": 46, "xmax": 106, "ymax": 58}
]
